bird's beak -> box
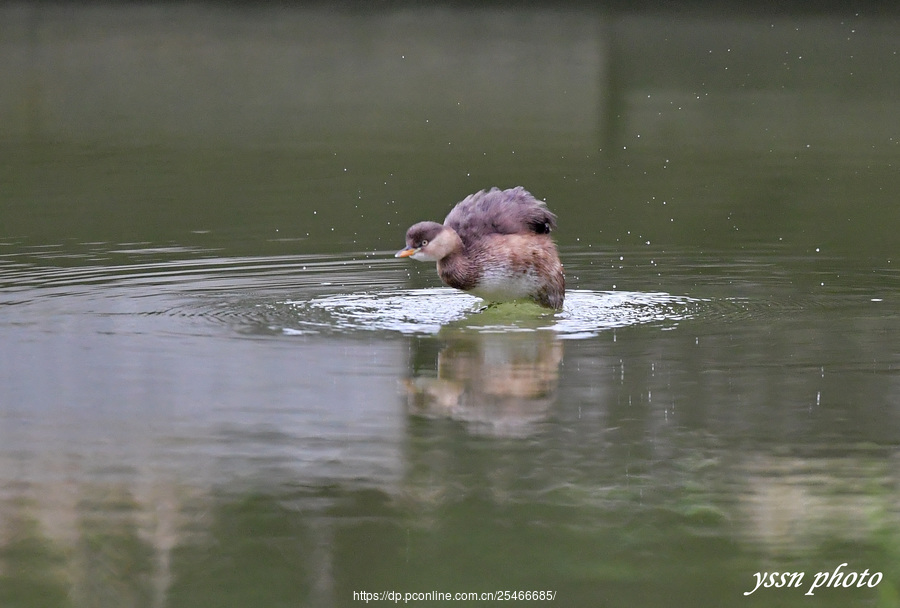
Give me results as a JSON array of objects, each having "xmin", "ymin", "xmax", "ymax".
[{"xmin": 395, "ymin": 247, "xmax": 418, "ymax": 258}]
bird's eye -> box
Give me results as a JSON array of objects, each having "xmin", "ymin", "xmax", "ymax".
[{"xmin": 421, "ymin": 240, "xmax": 428, "ymax": 246}]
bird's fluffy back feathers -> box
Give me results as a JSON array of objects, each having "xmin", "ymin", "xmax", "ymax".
[{"xmin": 443, "ymin": 186, "xmax": 557, "ymax": 248}]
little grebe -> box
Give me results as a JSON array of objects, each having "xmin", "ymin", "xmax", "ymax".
[{"xmin": 395, "ymin": 186, "xmax": 565, "ymax": 309}]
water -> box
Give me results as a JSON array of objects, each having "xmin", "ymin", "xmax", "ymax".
[{"xmin": 1, "ymin": 5, "xmax": 899, "ymax": 608}]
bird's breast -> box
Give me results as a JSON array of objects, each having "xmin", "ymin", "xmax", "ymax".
[{"xmin": 469, "ymin": 264, "xmax": 543, "ymax": 302}]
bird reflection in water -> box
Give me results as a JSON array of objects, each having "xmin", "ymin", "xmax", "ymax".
[{"xmin": 403, "ymin": 328, "xmax": 563, "ymax": 437}]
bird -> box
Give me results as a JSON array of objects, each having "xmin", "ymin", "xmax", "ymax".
[{"xmin": 395, "ymin": 186, "xmax": 565, "ymax": 310}]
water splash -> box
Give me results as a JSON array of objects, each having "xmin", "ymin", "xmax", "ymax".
[
  {"xmin": 286, "ymin": 288, "xmax": 478, "ymax": 335},
  {"xmin": 277, "ymin": 288, "xmax": 704, "ymax": 338},
  {"xmin": 549, "ymin": 290, "xmax": 705, "ymax": 337}
]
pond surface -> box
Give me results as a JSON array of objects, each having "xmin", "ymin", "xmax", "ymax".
[{"xmin": 1, "ymin": 4, "xmax": 899, "ymax": 607}]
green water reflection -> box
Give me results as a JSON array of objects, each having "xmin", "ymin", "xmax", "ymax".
[{"xmin": 1, "ymin": 4, "xmax": 899, "ymax": 608}]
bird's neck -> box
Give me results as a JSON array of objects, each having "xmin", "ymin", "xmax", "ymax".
[{"xmin": 437, "ymin": 242, "xmax": 479, "ymax": 291}]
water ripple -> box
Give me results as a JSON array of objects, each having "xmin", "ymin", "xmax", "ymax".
[{"xmin": 1, "ymin": 250, "xmax": 742, "ymax": 338}]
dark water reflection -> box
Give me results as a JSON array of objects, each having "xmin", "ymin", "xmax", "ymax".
[{"xmin": 2, "ymin": 4, "xmax": 900, "ymax": 608}]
